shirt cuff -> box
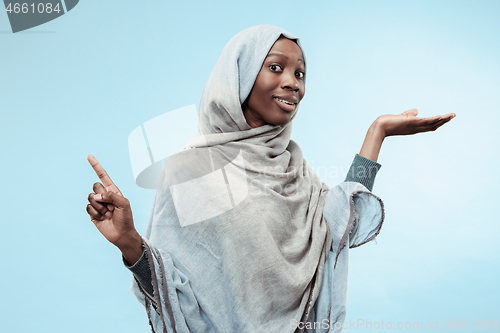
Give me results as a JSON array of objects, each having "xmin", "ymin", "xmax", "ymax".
[
  {"xmin": 344, "ymin": 154, "xmax": 382, "ymax": 192},
  {"xmin": 122, "ymin": 247, "xmax": 155, "ymax": 297}
]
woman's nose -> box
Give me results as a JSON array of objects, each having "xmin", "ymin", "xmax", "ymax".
[{"xmin": 281, "ymin": 70, "xmax": 299, "ymax": 91}]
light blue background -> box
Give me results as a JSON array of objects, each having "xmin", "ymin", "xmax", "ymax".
[{"xmin": 1, "ymin": 0, "xmax": 498, "ymax": 332}]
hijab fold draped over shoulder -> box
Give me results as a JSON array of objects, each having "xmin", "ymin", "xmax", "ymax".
[{"xmin": 130, "ymin": 25, "xmax": 385, "ymax": 333}]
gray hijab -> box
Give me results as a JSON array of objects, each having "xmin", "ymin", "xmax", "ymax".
[{"xmin": 132, "ymin": 24, "xmax": 333, "ymax": 333}]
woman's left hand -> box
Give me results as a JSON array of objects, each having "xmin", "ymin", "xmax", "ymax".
[
  {"xmin": 358, "ymin": 108, "xmax": 456, "ymax": 162},
  {"xmin": 377, "ymin": 108, "xmax": 456, "ymax": 137}
]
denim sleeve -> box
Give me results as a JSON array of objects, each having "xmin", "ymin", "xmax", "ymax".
[
  {"xmin": 122, "ymin": 155, "xmax": 381, "ymax": 306},
  {"xmin": 344, "ymin": 154, "xmax": 382, "ymax": 192},
  {"xmin": 123, "ymin": 249, "xmax": 154, "ymax": 297}
]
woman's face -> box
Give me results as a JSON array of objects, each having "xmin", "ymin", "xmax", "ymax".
[{"xmin": 242, "ymin": 36, "xmax": 306, "ymax": 128}]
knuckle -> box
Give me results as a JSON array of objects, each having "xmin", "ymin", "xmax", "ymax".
[{"xmin": 87, "ymin": 205, "xmax": 102, "ymax": 218}]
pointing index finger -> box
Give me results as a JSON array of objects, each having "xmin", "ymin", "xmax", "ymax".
[{"xmin": 87, "ymin": 154, "xmax": 122, "ymax": 196}]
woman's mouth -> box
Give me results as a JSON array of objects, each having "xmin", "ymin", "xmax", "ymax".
[{"xmin": 273, "ymin": 97, "xmax": 296, "ymax": 112}]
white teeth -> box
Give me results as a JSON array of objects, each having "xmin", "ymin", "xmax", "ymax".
[{"xmin": 275, "ymin": 98, "xmax": 295, "ymax": 105}]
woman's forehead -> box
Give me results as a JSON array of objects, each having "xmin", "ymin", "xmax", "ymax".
[{"xmin": 266, "ymin": 37, "xmax": 305, "ymax": 64}]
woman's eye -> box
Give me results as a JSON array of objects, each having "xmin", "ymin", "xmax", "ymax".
[
  {"xmin": 295, "ymin": 71, "xmax": 305, "ymax": 79},
  {"xmin": 270, "ymin": 64, "xmax": 282, "ymax": 72}
]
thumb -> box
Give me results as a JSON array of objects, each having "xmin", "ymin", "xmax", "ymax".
[
  {"xmin": 93, "ymin": 192, "xmax": 129, "ymax": 209},
  {"xmin": 402, "ymin": 108, "xmax": 418, "ymax": 117}
]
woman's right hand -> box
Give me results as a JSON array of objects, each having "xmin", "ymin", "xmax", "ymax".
[{"xmin": 86, "ymin": 154, "xmax": 143, "ymax": 265}]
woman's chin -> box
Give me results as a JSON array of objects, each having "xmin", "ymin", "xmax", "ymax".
[{"xmin": 267, "ymin": 114, "xmax": 293, "ymax": 127}]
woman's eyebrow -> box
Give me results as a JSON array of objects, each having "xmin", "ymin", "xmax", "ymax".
[{"xmin": 266, "ymin": 52, "xmax": 304, "ymax": 63}]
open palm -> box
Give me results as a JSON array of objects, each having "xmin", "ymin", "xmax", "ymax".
[{"xmin": 378, "ymin": 108, "xmax": 456, "ymax": 137}]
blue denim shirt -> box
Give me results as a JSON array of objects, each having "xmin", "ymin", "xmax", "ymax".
[
  {"xmin": 299, "ymin": 181, "xmax": 384, "ymax": 332},
  {"xmin": 125, "ymin": 154, "xmax": 384, "ymax": 332}
]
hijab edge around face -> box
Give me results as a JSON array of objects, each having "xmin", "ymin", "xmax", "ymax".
[{"xmin": 195, "ymin": 24, "xmax": 306, "ymax": 141}]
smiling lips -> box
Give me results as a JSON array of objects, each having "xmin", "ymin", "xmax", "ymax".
[{"xmin": 273, "ymin": 96, "xmax": 298, "ymax": 112}]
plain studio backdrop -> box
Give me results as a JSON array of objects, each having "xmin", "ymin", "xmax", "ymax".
[{"xmin": 1, "ymin": 0, "xmax": 498, "ymax": 332}]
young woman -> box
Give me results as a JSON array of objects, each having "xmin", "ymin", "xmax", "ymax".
[{"xmin": 86, "ymin": 25, "xmax": 455, "ymax": 333}]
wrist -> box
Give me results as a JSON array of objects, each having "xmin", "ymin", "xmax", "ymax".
[
  {"xmin": 116, "ymin": 231, "xmax": 143, "ymax": 266},
  {"xmin": 358, "ymin": 120, "xmax": 386, "ymax": 163},
  {"xmin": 372, "ymin": 117, "xmax": 388, "ymax": 138}
]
